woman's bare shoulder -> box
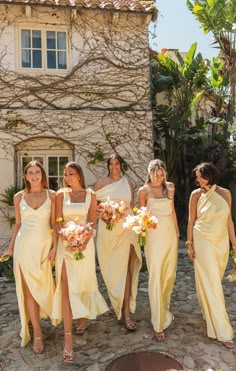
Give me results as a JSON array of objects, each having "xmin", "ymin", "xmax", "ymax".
[
  {"xmin": 216, "ymin": 186, "xmax": 231, "ymax": 201},
  {"xmin": 94, "ymin": 177, "xmax": 110, "ymax": 191}
]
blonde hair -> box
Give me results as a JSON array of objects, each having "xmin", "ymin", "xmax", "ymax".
[{"xmin": 146, "ymin": 159, "xmax": 169, "ymax": 198}]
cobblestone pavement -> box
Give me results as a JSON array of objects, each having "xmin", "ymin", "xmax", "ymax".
[{"xmin": 0, "ymin": 246, "xmax": 236, "ymax": 371}]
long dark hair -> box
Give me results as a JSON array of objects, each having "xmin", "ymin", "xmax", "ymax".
[
  {"xmin": 146, "ymin": 159, "xmax": 169, "ymax": 198},
  {"xmin": 24, "ymin": 160, "xmax": 48, "ymax": 191},
  {"xmin": 63, "ymin": 162, "xmax": 86, "ymax": 189},
  {"xmin": 107, "ymin": 154, "xmax": 125, "ymax": 175},
  {"xmin": 193, "ymin": 162, "xmax": 219, "ymax": 186}
]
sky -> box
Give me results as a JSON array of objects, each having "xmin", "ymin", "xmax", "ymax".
[{"xmin": 150, "ymin": 0, "xmax": 219, "ymax": 60}]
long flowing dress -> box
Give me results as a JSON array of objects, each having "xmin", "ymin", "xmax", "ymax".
[
  {"xmin": 52, "ymin": 189, "xmax": 108, "ymax": 321},
  {"xmin": 13, "ymin": 190, "xmax": 55, "ymax": 347},
  {"xmin": 96, "ymin": 176, "xmax": 142, "ymax": 320},
  {"xmin": 193, "ymin": 185, "xmax": 234, "ymax": 341},
  {"xmin": 145, "ymin": 198, "xmax": 178, "ymax": 333}
]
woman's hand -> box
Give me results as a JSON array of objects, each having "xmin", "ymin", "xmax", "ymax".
[
  {"xmin": 1, "ymin": 247, "xmax": 13, "ymax": 257},
  {"xmin": 48, "ymin": 247, "xmax": 57, "ymax": 263},
  {"xmin": 187, "ymin": 245, "xmax": 195, "ymax": 261}
]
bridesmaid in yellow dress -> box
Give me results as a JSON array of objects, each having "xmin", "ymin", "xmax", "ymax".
[
  {"xmin": 138, "ymin": 159, "xmax": 179, "ymax": 341},
  {"xmin": 52, "ymin": 162, "xmax": 108, "ymax": 363},
  {"xmin": 187, "ymin": 162, "xmax": 236, "ymax": 349},
  {"xmin": 2, "ymin": 160, "xmax": 57, "ymax": 352},
  {"xmin": 94, "ymin": 154, "xmax": 142, "ymax": 330}
]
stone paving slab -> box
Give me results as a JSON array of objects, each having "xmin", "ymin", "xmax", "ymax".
[{"xmin": 0, "ymin": 248, "xmax": 236, "ymax": 371}]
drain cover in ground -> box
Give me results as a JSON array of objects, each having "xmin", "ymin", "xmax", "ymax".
[{"xmin": 105, "ymin": 351, "xmax": 183, "ymax": 371}]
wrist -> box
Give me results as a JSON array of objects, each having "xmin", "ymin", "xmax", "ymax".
[{"xmin": 185, "ymin": 240, "xmax": 193, "ymax": 246}]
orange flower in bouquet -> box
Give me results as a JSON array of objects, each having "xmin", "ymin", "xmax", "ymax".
[
  {"xmin": 59, "ymin": 221, "xmax": 94, "ymax": 260},
  {"xmin": 123, "ymin": 207, "xmax": 158, "ymax": 247},
  {"xmin": 97, "ymin": 197, "xmax": 128, "ymax": 231}
]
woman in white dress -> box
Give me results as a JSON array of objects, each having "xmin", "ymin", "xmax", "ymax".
[
  {"xmin": 138, "ymin": 159, "xmax": 179, "ymax": 341},
  {"xmin": 94, "ymin": 154, "xmax": 142, "ymax": 331},
  {"xmin": 52, "ymin": 162, "xmax": 108, "ymax": 363}
]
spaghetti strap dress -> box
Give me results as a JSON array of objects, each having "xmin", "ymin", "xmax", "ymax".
[{"xmin": 13, "ymin": 190, "xmax": 55, "ymax": 347}]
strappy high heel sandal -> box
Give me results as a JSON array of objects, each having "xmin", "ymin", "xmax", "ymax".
[
  {"xmin": 33, "ymin": 336, "xmax": 44, "ymax": 354},
  {"xmin": 154, "ymin": 331, "xmax": 165, "ymax": 341},
  {"xmin": 63, "ymin": 332, "xmax": 73, "ymax": 363},
  {"xmin": 75, "ymin": 320, "xmax": 88, "ymax": 335},
  {"xmin": 123, "ymin": 317, "xmax": 137, "ymax": 332}
]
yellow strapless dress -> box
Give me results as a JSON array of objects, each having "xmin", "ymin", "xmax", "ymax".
[
  {"xmin": 13, "ymin": 191, "xmax": 55, "ymax": 346},
  {"xmin": 95, "ymin": 177, "xmax": 142, "ymax": 319},
  {"xmin": 193, "ymin": 185, "xmax": 234, "ymax": 341},
  {"xmin": 52, "ymin": 189, "xmax": 108, "ymax": 322},
  {"xmin": 145, "ymin": 197, "xmax": 178, "ymax": 332}
]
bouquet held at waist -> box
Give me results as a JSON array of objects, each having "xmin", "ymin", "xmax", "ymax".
[
  {"xmin": 123, "ymin": 206, "xmax": 158, "ymax": 247},
  {"xmin": 97, "ymin": 197, "xmax": 128, "ymax": 231},
  {"xmin": 59, "ymin": 219, "xmax": 94, "ymax": 261}
]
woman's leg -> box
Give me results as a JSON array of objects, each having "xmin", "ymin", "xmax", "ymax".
[
  {"xmin": 61, "ymin": 261, "xmax": 73, "ymax": 362},
  {"xmin": 20, "ymin": 269, "xmax": 43, "ymax": 352},
  {"xmin": 122, "ymin": 245, "xmax": 136, "ymax": 330}
]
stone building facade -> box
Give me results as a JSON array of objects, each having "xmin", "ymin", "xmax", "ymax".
[{"xmin": 0, "ymin": 0, "xmax": 156, "ymax": 247}]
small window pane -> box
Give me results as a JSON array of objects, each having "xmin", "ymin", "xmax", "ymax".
[
  {"xmin": 21, "ymin": 30, "xmax": 30, "ymax": 48},
  {"xmin": 47, "ymin": 51, "xmax": 56, "ymax": 69},
  {"xmin": 57, "ymin": 32, "xmax": 66, "ymax": 50},
  {"xmin": 22, "ymin": 50, "xmax": 31, "ymax": 68},
  {"xmin": 34, "ymin": 157, "xmax": 44, "ymax": 165},
  {"xmin": 59, "ymin": 157, "xmax": 69, "ymax": 175},
  {"xmin": 47, "ymin": 31, "xmax": 56, "ymax": 49},
  {"xmin": 48, "ymin": 157, "xmax": 58, "ymax": 176},
  {"xmin": 49, "ymin": 177, "xmax": 59, "ymax": 191},
  {"xmin": 32, "ymin": 30, "xmax": 41, "ymax": 48},
  {"xmin": 33, "ymin": 50, "xmax": 42, "ymax": 68},
  {"xmin": 58, "ymin": 51, "xmax": 67, "ymax": 69}
]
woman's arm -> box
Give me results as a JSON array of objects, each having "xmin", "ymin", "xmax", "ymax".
[
  {"xmin": 169, "ymin": 183, "xmax": 179, "ymax": 238},
  {"xmin": 127, "ymin": 179, "xmax": 135, "ymax": 208},
  {"xmin": 88, "ymin": 192, "xmax": 97, "ymax": 231},
  {"xmin": 55, "ymin": 191, "xmax": 64, "ymax": 234},
  {"xmin": 224, "ymin": 190, "xmax": 236, "ymax": 255},
  {"xmin": 3, "ymin": 192, "xmax": 22, "ymax": 256},
  {"xmin": 186, "ymin": 190, "xmax": 199, "ymax": 261},
  {"xmin": 48, "ymin": 190, "xmax": 58, "ymax": 262},
  {"xmin": 138, "ymin": 187, "xmax": 147, "ymax": 208}
]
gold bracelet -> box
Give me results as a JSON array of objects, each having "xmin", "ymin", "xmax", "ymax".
[{"xmin": 185, "ymin": 240, "xmax": 193, "ymax": 246}]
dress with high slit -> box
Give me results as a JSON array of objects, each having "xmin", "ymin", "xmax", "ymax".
[
  {"xmin": 52, "ymin": 189, "xmax": 108, "ymax": 322},
  {"xmin": 95, "ymin": 176, "xmax": 142, "ymax": 319},
  {"xmin": 145, "ymin": 197, "xmax": 178, "ymax": 333},
  {"xmin": 193, "ymin": 185, "xmax": 234, "ymax": 341},
  {"xmin": 13, "ymin": 190, "xmax": 55, "ymax": 347}
]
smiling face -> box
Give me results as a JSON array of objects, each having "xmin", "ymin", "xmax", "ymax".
[
  {"xmin": 64, "ymin": 167, "xmax": 80, "ymax": 187},
  {"xmin": 195, "ymin": 169, "xmax": 209, "ymax": 189},
  {"xmin": 108, "ymin": 158, "xmax": 121, "ymax": 177},
  {"xmin": 149, "ymin": 168, "xmax": 165, "ymax": 186},
  {"xmin": 25, "ymin": 165, "xmax": 43, "ymax": 187}
]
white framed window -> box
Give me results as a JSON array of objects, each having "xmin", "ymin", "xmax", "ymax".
[
  {"xmin": 19, "ymin": 28, "xmax": 68, "ymax": 71},
  {"xmin": 16, "ymin": 138, "xmax": 73, "ymax": 190}
]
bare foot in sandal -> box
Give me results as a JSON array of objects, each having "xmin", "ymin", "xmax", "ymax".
[
  {"xmin": 124, "ymin": 317, "xmax": 137, "ymax": 332},
  {"xmin": 75, "ymin": 319, "xmax": 88, "ymax": 335},
  {"xmin": 223, "ymin": 340, "xmax": 234, "ymax": 349},
  {"xmin": 154, "ymin": 331, "xmax": 165, "ymax": 341}
]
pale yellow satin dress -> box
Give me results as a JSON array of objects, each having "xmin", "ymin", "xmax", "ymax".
[
  {"xmin": 145, "ymin": 197, "xmax": 178, "ymax": 333},
  {"xmin": 193, "ymin": 185, "xmax": 234, "ymax": 341},
  {"xmin": 13, "ymin": 191, "xmax": 55, "ymax": 347},
  {"xmin": 96, "ymin": 176, "xmax": 142, "ymax": 319},
  {"xmin": 52, "ymin": 189, "xmax": 108, "ymax": 322}
]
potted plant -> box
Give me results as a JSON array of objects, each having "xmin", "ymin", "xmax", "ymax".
[{"xmin": 0, "ymin": 185, "xmax": 23, "ymax": 227}]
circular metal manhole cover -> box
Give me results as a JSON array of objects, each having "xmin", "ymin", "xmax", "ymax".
[{"xmin": 105, "ymin": 351, "xmax": 183, "ymax": 371}]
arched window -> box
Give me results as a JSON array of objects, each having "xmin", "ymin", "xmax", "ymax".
[{"xmin": 16, "ymin": 137, "xmax": 73, "ymax": 190}]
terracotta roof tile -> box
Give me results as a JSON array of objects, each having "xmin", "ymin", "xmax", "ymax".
[{"xmin": 0, "ymin": 0, "xmax": 156, "ymax": 14}]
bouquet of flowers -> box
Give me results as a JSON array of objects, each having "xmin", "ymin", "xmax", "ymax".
[
  {"xmin": 59, "ymin": 221, "xmax": 93, "ymax": 260},
  {"xmin": 97, "ymin": 197, "xmax": 128, "ymax": 231},
  {"xmin": 123, "ymin": 207, "xmax": 158, "ymax": 247},
  {"xmin": 0, "ymin": 255, "xmax": 10, "ymax": 263}
]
